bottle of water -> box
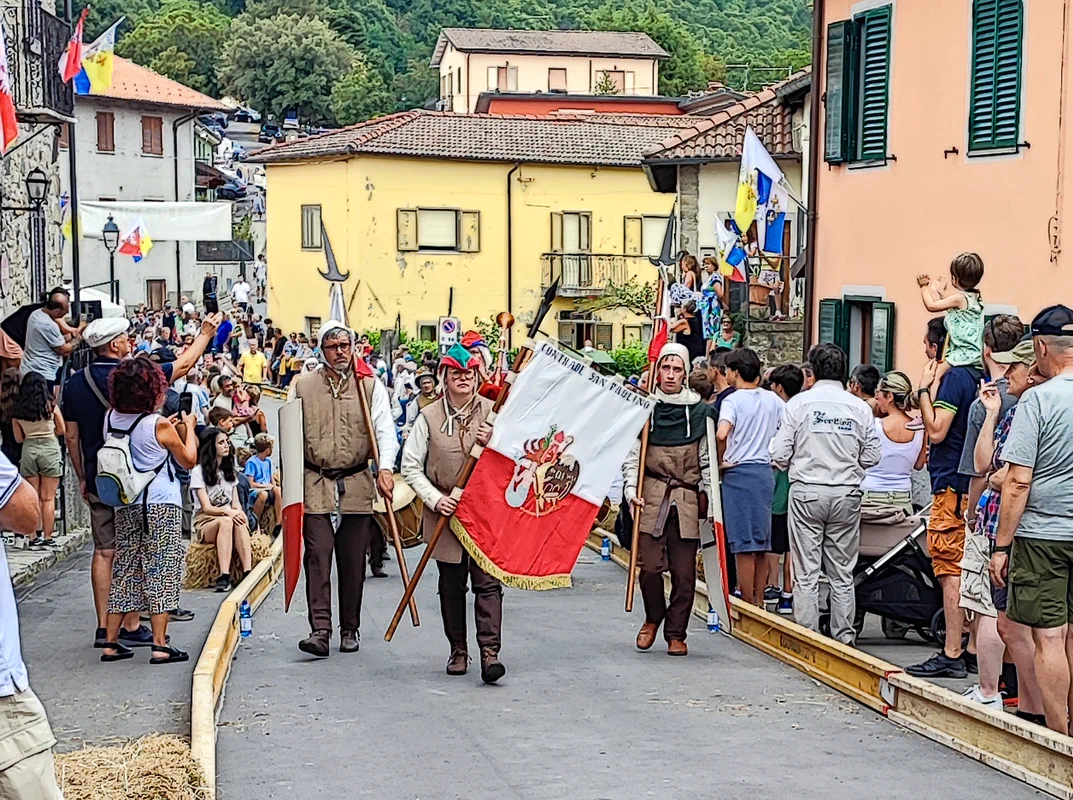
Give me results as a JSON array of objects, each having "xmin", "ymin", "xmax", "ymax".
[
  {"xmin": 239, "ymin": 599, "xmax": 253, "ymax": 638},
  {"xmin": 601, "ymin": 536, "xmax": 611, "ymax": 561},
  {"xmin": 707, "ymin": 606, "xmax": 719, "ymax": 633}
]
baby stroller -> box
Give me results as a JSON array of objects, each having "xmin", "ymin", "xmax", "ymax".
[{"xmin": 820, "ymin": 505, "xmax": 947, "ymax": 643}]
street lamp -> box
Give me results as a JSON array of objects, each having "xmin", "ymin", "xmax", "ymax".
[
  {"xmin": 24, "ymin": 168, "xmax": 48, "ymax": 209},
  {"xmin": 102, "ymin": 215, "xmax": 120, "ymax": 303}
]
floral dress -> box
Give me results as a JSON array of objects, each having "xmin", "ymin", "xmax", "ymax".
[{"xmin": 698, "ymin": 274, "xmax": 724, "ymax": 341}]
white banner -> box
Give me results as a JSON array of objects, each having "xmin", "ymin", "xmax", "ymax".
[{"xmin": 77, "ymin": 201, "xmax": 233, "ymax": 242}]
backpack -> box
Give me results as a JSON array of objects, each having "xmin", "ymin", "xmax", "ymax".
[{"xmin": 95, "ymin": 412, "xmax": 169, "ymax": 507}]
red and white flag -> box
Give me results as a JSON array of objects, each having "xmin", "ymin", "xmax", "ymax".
[
  {"xmin": 0, "ymin": 22, "xmax": 19, "ymax": 153},
  {"xmin": 57, "ymin": 8, "xmax": 87, "ymax": 83},
  {"xmin": 451, "ymin": 341, "xmax": 653, "ymax": 590},
  {"xmin": 279, "ymin": 399, "xmax": 305, "ymax": 611}
]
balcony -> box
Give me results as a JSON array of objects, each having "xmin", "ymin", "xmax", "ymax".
[
  {"xmin": 540, "ymin": 253, "xmax": 648, "ymax": 298},
  {"xmin": 1, "ymin": 0, "xmax": 75, "ymax": 123}
]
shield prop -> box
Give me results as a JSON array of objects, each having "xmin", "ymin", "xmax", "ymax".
[
  {"xmin": 701, "ymin": 417, "xmax": 733, "ymax": 633},
  {"xmin": 279, "ymin": 399, "xmax": 305, "ymax": 611}
]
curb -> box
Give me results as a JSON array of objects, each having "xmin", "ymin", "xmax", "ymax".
[
  {"xmin": 190, "ymin": 536, "xmax": 283, "ymax": 799},
  {"xmin": 10, "ymin": 528, "xmax": 91, "ymax": 589},
  {"xmin": 585, "ymin": 531, "xmax": 1073, "ymax": 799}
]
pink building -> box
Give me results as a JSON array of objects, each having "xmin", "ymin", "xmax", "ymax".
[{"xmin": 810, "ymin": 0, "xmax": 1073, "ymax": 375}]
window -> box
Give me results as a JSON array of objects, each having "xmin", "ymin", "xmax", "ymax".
[
  {"xmin": 818, "ymin": 297, "xmax": 896, "ymax": 372},
  {"xmin": 488, "ymin": 65, "xmax": 518, "ymax": 92},
  {"xmin": 550, "ymin": 211, "xmax": 591, "ymax": 253},
  {"xmin": 624, "ymin": 215, "xmax": 671, "ymax": 257},
  {"xmin": 141, "ymin": 115, "xmax": 163, "ymax": 155},
  {"xmin": 96, "ymin": 111, "xmax": 114, "ymax": 153},
  {"xmin": 556, "ymin": 312, "xmax": 612, "ymax": 350},
  {"xmin": 301, "ymin": 205, "xmax": 322, "ymax": 250},
  {"xmin": 57, "ymin": 123, "xmax": 69, "ymax": 149},
  {"xmin": 417, "ymin": 322, "xmax": 437, "ymax": 342},
  {"xmin": 397, "ymin": 209, "xmax": 480, "ymax": 252},
  {"xmin": 146, "ymin": 280, "xmax": 167, "ymax": 310},
  {"xmin": 622, "ymin": 324, "xmax": 643, "ymax": 344},
  {"xmin": 824, "ymin": 5, "xmax": 892, "ymax": 164},
  {"xmin": 969, "ymin": 0, "xmax": 1024, "ymax": 152},
  {"xmin": 306, "ymin": 317, "xmax": 322, "ymax": 338},
  {"xmin": 596, "ymin": 70, "xmax": 626, "ymax": 94},
  {"xmin": 548, "ymin": 68, "xmax": 567, "ymax": 92}
]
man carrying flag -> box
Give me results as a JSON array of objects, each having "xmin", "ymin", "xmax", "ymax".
[
  {"xmin": 623, "ymin": 343, "xmax": 717, "ymax": 657},
  {"xmin": 289, "ymin": 320, "xmax": 398, "ymax": 657},
  {"xmin": 400, "ymin": 343, "xmax": 502, "ymax": 683}
]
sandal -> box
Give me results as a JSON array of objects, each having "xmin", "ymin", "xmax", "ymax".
[
  {"xmin": 100, "ymin": 642, "xmax": 135, "ymax": 662},
  {"xmin": 149, "ymin": 645, "xmax": 189, "ymax": 664}
]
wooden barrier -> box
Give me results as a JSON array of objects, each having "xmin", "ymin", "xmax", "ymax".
[
  {"xmin": 191, "ymin": 536, "xmax": 284, "ymax": 800},
  {"xmin": 584, "ymin": 530, "xmax": 1073, "ymax": 797}
]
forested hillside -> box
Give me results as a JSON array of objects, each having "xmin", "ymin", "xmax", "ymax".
[{"xmin": 76, "ymin": 0, "xmax": 811, "ymax": 125}]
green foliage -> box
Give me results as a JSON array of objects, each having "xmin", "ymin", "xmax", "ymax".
[
  {"xmin": 610, "ymin": 342, "xmax": 649, "ymax": 378},
  {"xmin": 218, "ymin": 14, "xmax": 356, "ymax": 124},
  {"xmin": 363, "ymin": 329, "xmax": 382, "ymax": 349},
  {"xmin": 117, "ymin": 0, "xmax": 230, "ymax": 96},
  {"xmin": 593, "ymin": 71, "xmax": 619, "ymax": 95},
  {"xmin": 577, "ymin": 276, "xmax": 655, "ymax": 317},
  {"xmin": 331, "ymin": 55, "xmax": 396, "ymax": 125}
]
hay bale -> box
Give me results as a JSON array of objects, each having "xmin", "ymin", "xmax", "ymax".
[
  {"xmin": 55, "ymin": 734, "xmax": 207, "ymax": 800},
  {"xmin": 183, "ymin": 531, "xmax": 274, "ymax": 590}
]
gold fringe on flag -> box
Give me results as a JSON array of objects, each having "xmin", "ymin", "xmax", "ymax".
[{"xmin": 450, "ymin": 517, "xmax": 572, "ymax": 591}]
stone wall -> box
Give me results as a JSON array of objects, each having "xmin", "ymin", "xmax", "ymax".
[
  {"xmin": 745, "ymin": 319, "xmax": 805, "ymax": 368},
  {"xmin": 678, "ymin": 164, "xmax": 699, "ymax": 256}
]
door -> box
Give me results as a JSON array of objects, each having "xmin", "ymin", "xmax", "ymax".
[{"xmin": 146, "ymin": 279, "xmax": 166, "ymax": 310}]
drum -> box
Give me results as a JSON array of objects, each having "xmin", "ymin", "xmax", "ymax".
[{"xmin": 373, "ymin": 474, "xmax": 424, "ymax": 548}]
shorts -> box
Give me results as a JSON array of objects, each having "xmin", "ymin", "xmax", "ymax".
[
  {"xmin": 88, "ymin": 493, "xmax": 116, "ymax": 550},
  {"xmin": 18, "ymin": 438, "xmax": 62, "ymax": 478},
  {"xmin": 0, "ymin": 689, "xmax": 62, "ymax": 800},
  {"xmin": 769, "ymin": 513, "xmax": 789, "ymax": 554},
  {"xmin": 993, "ymin": 584, "xmax": 1008, "ymax": 613},
  {"xmin": 927, "ymin": 488, "xmax": 967, "ymax": 578},
  {"xmin": 248, "ymin": 487, "xmax": 276, "ymax": 509},
  {"xmin": 1007, "ymin": 537, "xmax": 1073, "ymax": 629}
]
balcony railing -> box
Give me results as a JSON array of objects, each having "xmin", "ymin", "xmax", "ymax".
[
  {"xmin": 1, "ymin": 0, "xmax": 74, "ymax": 122},
  {"xmin": 541, "ymin": 253, "xmax": 648, "ymax": 297},
  {"xmin": 197, "ymin": 240, "xmax": 254, "ymax": 263}
]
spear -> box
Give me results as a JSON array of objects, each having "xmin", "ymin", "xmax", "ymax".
[{"xmin": 385, "ymin": 280, "xmax": 560, "ymax": 641}]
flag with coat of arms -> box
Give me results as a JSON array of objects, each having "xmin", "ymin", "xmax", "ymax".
[
  {"xmin": 118, "ymin": 218, "xmax": 154, "ymax": 262},
  {"xmin": 734, "ymin": 126, "xmax": 792, "ymax": 256}
]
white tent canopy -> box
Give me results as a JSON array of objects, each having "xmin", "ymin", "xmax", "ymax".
[
  {"xmin": 76, "ymin": 201, "xmax": 233, "ymax": 242},
  {"xmin": 63, "ymin": 284, "xmax": 126, "ymax": 318}
]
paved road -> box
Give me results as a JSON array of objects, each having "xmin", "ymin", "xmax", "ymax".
[{"xmin": 216, "ymin": 551, "xmax": 1039, "ymax": 799}]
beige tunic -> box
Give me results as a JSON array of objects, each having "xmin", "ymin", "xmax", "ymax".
[
  {"xmin": 293, "ymin": 370, "xmax": 375, "ymax": 514},
  {"xmin": 419, "ymin": 396, "xmax": 492, "ymax": 563},
  {"xmin": 637, "ymin": 442, "xmax": 703, "ymax": 540}
]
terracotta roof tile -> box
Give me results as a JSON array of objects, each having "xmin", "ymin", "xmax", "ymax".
[
  {"xmin": 85, "ymin": 57, "xmax": 228, "ymax": 111},
  {"xmin": 431, "ymin": 29, "xmax": 668, "ymax": 66}
]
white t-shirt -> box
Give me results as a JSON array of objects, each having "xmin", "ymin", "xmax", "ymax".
[
  {"xmin": 182, "ymin": 301, "xmax": 195, "ymax": 315},
  {"xmin": 719, "ymin": 387, "xmax": 784, "ymax": 466},
  {"xmin": 254, "ymin": 262, "xmax": 267, "ymax": 282},
  {"xmin": 189, "ymin": 464, "xmax": 238, "ymax": 515},
  {"xmin": 232, "ymin": 281, "xmax": 251, "ymax": 304},
  {"xmin": 0, "ymin": 454, "xmax": 28, "ymax": 696}
]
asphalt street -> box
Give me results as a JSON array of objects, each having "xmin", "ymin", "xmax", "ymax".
[{"xmin": 216, "ymin": 549, "xmax": 1040, "ymax": 799}]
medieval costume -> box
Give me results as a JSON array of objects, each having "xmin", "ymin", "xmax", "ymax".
[
  {"xmin": 400, "ymin": 344, "xmax": 505, "ymax": 683},
  {"xmin": 623, "ymin": 343, "xmax": 716, "ymax": 657},
  {"xmin": 291, "ymin": 322, "xmax": 399, "ymax": 657},
  {"xmin": 415, "ymin": 369, "xmax": 439, "ymax": 410}
]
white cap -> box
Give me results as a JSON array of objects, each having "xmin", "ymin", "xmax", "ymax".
[
  {"xmin": 656, "ymin": 342, "xmax": 690, "ymax": 369},
  {"xmin": 83, "ymin": 318, "xmax": 130, "ymax": 349}
]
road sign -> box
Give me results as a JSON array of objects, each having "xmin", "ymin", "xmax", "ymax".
[{"xmin": 438, "ymin": 316, "xmax": 460, "ymax": 351}]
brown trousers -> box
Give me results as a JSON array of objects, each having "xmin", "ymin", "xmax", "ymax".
[
  {"xmin": 638, "ymin": 511, "xmax": 698, "ymax": 642},
  {"xmin": 436, "ymin": 553, "xmax": 503, "ymax": 652},
  {"xmin": 303, "ymin": 513, "xmax": 376, "ymax": 634}
]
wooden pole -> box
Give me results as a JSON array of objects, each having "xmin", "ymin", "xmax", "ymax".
[
  {"xmin": 625, "ymin": 275, "xmax": 666, "ymax": 613},
  {"xmin": 356, "ymin": 374, "xmax": 419, "ymax": 627},
  {"xmin": 384, "ymin": 345, "xmax": 526, "ymax": 642}
]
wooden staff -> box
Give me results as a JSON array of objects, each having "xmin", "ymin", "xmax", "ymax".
[
  {"xmin": 625, "ymin": 274, "xmax": 666, "ymax": 612},
  {"xmin": 385, "ymin": 284, "xmax": 559, "ymax": 642},
  {"xmin": 356, "ymin": 373, "xmax": 419, "ymax": 627}
]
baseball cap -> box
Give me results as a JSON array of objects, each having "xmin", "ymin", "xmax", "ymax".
[
  {"xmin": 1030, "ymin": 305, "xmax": 1073, "ymax": 337},
  {"xmin": 990, "ymin": 336, "xmax": 1035, "ymax": 366}
]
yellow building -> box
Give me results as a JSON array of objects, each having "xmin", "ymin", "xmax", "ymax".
[{"xmin": 248, "ymin": 110, "xmax": 691, "ymax": 350}]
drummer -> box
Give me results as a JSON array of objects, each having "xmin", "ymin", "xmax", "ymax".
[{"xmin": 400, "ymin": 343, "xmax": 503, "ymax": 684}]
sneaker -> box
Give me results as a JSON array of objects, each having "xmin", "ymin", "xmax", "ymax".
[
  {"xmin": 963, "ymin": 652, "xmax": 979, "ymax": 674},
  {"xmin": 763, "ymin": 586, "xmax": 780, "ymax": 603},
  {"xmin": 906, "ymin": 651, "xmax": 968, "ymax": 679},
  {"xmin": 28, "ymin": 536, "xmax": 46, "ymax": 550},
  {"xmin": 119, "ymin": 625, "xmax": 167, "ymax": 647},
  {"xmin": 215, "ymin": 574, "xmax": 231, "ymax": 593},
  {"xmin": 732, "ymin": 588, "xmax": 742, "ymax": 599},
  {"xmin": 962, "ymin": 684, "xmax": 1003, "ymax": 709},
  {"xmin": 777, "ymin": 594, "xmax": 793, "ymax": 615},
  {"xmin": 141, "ymin": 608, "xmax": 196, "ymax": 623}
]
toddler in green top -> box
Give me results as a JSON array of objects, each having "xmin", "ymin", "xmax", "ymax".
[{"xmin": 917, "ymin": 252, "xmax": 985, "ymax": 370}]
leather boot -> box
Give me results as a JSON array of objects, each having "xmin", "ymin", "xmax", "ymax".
[
  {"xmin": 667, "ymin": 639, "xmax": 688, "ymax": 657},
  {"xmin": 370, "ymin": 563, "xmax": 388, "ymax": 578},
  {"xmin": 340, "ymin": 630, "xmax": 360, "ymax": 653},
  {"xmin": 636, "ymin": 623, "xmax": 658, "ymax": 651},
  {"xmin": 480, "ymin": 647, "xmax": 506, "ymax": 685},
  {"xmin": 446, "ymin": 645, "xmax": 469, "ymax": 676},
  {"xmin": 298, "ymin": 629, "xmax": 330, "ymax": 658}
]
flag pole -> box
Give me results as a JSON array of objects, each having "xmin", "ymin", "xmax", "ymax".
[
  {"xmin": 385, "ymin": 281, "xmax": 559, "ymax": 642},
  {"xmin": 625, "ymin": 273, "xmax": 665, "ymax": 613}
]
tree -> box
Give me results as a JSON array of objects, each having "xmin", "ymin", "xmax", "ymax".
[
  {"xmin": 77, "ymin": 0, "xmax": 159, "ymax": 40},
  {"xmin": 593, "ymin": 71, "xmax": 619, "ymax": 96},
  {"xmin": 218, "ymin": 14, "xmax": 356, "ymax": 123},
  {"xmin": 330, "ymin": 55, "xmax": 396, "ymax": 124},
  {"xmin": 117, "ymin": 0, "xmax": 231, "ymax": 96},
  {"xmin": 391, "ymin": 58, "xmax": 439, "ymax": 110}
]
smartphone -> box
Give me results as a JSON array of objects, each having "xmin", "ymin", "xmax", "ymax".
[
  {"xmin": 204, "ymin": 294, "xmax": 219, "ymax": 314},
  {"xmin": 178, "ymin": 393, "xmax": 194, "ymax": 416}
]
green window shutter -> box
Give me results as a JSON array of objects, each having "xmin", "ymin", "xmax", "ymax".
[
  {"xmin": 870, "ymin": 301, "xmax": 896, "ymax": 372},
  {"xmin": 824, "ymin": 21, "xmax": 853, "ymax": 164},
  {"xmin": 855, "ymin": 6, "xmax": 891, "ymax": 161},
  {"xmin": 969, "ymin": 0, "xmax": 1023, "ymax": 151},
  {"xmin": 818, "ymin": 299, "xmax": 845, "ymax": 350}
]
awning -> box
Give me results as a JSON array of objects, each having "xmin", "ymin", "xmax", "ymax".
[
  {"xmin": 76, "ymin": 201, "xmax": 233, "ymax": 242},
  {"xmin": 196, "ymin": 160, "xmax": 228, "ymax": 189}
]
